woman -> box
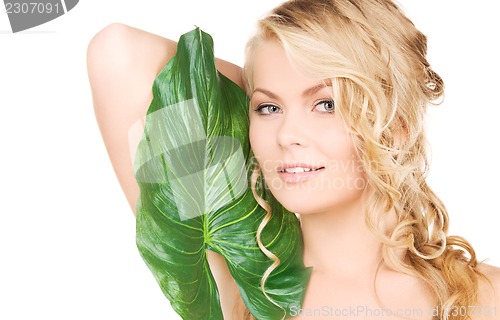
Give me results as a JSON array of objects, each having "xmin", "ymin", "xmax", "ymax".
[{"xmin": 87, "ymin": 0, "xmax": 500, "ymax": 319}]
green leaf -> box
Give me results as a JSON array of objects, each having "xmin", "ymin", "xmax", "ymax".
[{"xmin": 134, "ymin": 28, "xmax": 311, "ymax": 320}]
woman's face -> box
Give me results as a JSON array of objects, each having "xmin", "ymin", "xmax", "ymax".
[{"xmin": 249, "ymin": 41, "xmax": 367, "ymax": 215}]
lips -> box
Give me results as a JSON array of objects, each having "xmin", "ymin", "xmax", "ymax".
[{"xmin": 277, "ymin": 164, "xmax": 325, "ymax": 183}]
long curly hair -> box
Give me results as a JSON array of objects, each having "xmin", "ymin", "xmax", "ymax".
[{"xmin": 236, "ymin": 0, "xmax": 490, "ymax": 319}]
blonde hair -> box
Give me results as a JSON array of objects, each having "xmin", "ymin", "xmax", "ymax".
[{"xmin": 239, "ymin": 0, "xmax": 489, "ymax": 319}]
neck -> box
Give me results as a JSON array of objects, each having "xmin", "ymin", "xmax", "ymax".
[{"xmin": 299, "ymin": 198, "xmax": 397, "ymax": 280}]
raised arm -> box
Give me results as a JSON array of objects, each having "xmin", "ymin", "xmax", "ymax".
[
  {"xmin": 87, "ymin": 23, "xmax": 243, "ymax": 214},
  {"xmin": 86, "ymin": 23, "xmax": 245, "ymax": 319}
]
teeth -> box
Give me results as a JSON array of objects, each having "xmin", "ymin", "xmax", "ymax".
[{"xmin": 284, "ymin": 167, "xmax": 313, "ymax": 173}]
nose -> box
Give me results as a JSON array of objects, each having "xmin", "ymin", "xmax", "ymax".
[{"xmin": 276, "ymin": 110, "xmax": 308, "ymax": 148}]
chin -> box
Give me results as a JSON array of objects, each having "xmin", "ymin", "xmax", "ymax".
[
  {"xmin": 269, "ymin": 187, "xmax": 366, "ymax": 217},
  {"xmin": 271, "ymin": 191, "xmax": 330, "ymax": 215}
]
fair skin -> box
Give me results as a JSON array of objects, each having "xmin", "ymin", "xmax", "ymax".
[
  {"xmin": 249, "ymin": 40, "xmax": 436, "ymax": 319},
  {"xmin": 87, "ymin": 24, "xmax": 500, "ymax": 320}
]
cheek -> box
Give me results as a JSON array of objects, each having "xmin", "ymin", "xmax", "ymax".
[
  {"xmin": 248, "ymin": 121, "xmax": 258, "ymax": 155},
  {"xmin": 249, "ymin": 122, "xmax": 278, "ymax": 179},
  {"xmin": 321, "ymin": 125, "xmax": 354, "ymax": 157},
  {"xmin": 249, "ymin": 121, "xmax": 270, "ymax": 161},
  {"xmin": 323, "ymin": 129, "xmax": 366, "ymax": 181}
]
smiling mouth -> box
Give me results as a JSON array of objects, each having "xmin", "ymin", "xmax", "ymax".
[{"xmin": 279, "ymin": 166, "xmax": 325, "ymax": 173}]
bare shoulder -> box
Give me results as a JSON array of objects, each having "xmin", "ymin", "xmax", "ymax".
[{"xmin": 475, "ymin": 262, "xmax": 500, "ymax": 319}]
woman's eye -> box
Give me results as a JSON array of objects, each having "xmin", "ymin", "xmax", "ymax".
[
  {"xmin": 254, "ymin": 104, "xmax": 282, "ymax": 115},
  {"xmin": 314, "ymin": 100, "xmax": 335, "ymax": 113}
]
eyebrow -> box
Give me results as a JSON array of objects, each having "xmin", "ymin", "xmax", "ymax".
[{"xmin": 251, "ymin": 82, "xmax": 331, "ymax": 100}]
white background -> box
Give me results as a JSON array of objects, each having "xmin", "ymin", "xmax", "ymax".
[{"xmin": 1, "ymin": 1, "xmax": 499, "ymax": 319}]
